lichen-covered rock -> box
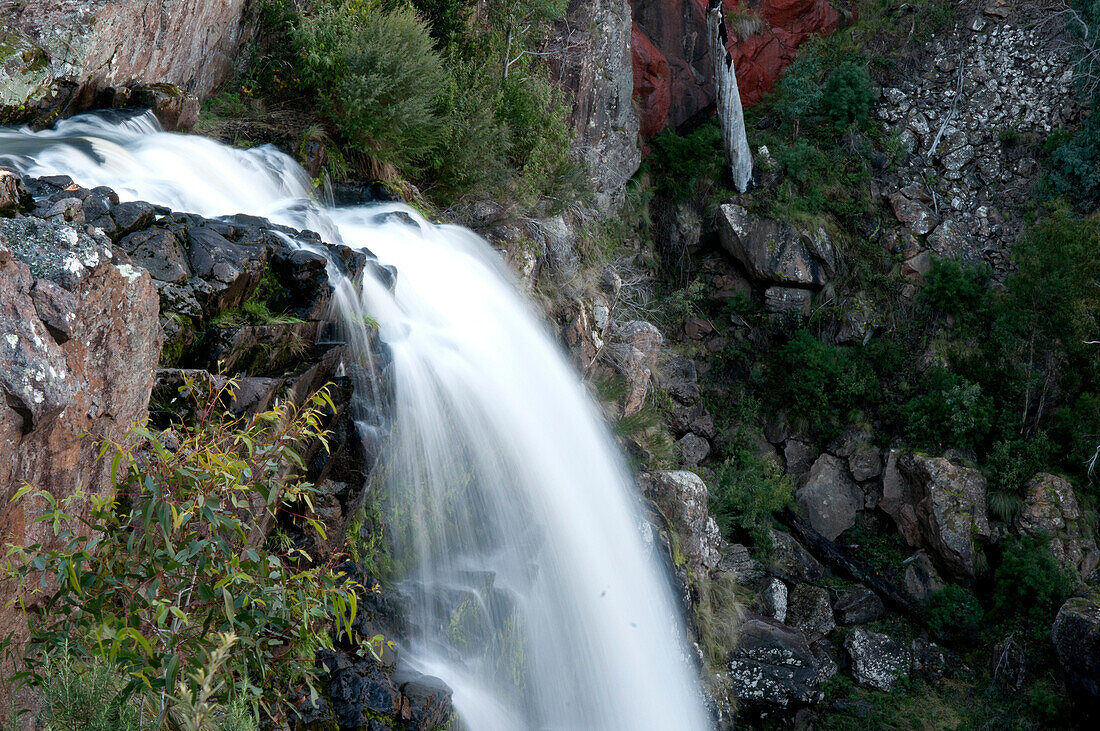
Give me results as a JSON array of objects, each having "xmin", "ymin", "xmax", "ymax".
[
  {"xmin": 758, "ymin": 577, "xmax": 788, "ymax": 623},
  {"xmin": 727, "ymin": 617, "xmax": 835, "ymax": 709},
  {"xmin": 1, "ymin": 1, "xmax": 251, "ymax": 126},
  {"xmin": 796, "ymin": 454, "xmax": 863, "ymax": 541},
  {"xmin": 1052, "ymin": 591, "xmax": 1100, "ymax": 712},
  {"xmin": 679, "ymin": 432, "xmax": 711, "ymax": 466},
  {"xmin": 1015, "ymin": 472, "xmax": 1099, "ymax": 577},
  {"xmin": 786, "ymin": 584, "xmax": 835, "ymax": 638},
  {"xmin": 638, "ymin": 470, "xmax": 722, "ymax": 577},
  {"xmin": 844, "ymin": 628, "xmax": 911, "ymax": 692}
]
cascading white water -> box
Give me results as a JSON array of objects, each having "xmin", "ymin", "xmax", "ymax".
[{"xmin": 0, "ymin": 112, "xmax": 711, "ymax": 731}]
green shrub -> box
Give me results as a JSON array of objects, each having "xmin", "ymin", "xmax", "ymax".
[
  {"xmin": 901, "ymin": 368, "xmax": 993, "ymax": 451},
  {"xmin": 991, "ymin": 535, "xmax": 1076, "ymax": 647},
  {"xmin": 7, "ymin": 378, "xmax": 372, "ymax": 723},
  {"xmin": 709, "ymin": 430, "xmax": 794, "ymax": 549},
  {"xmin": 921, "ymin": 257, "xmax": 994, "ymax": 326},
  {"xmin": 768, "ymin": 331, "xmax": 879, "ymax": 442},
  {"xmin": 984, "ymin": 436, "xmax": 1054, "ymax": 496},
  {"xmin": 294, "ymin": 2, "xmax": 449, "ymax": 170},
  {"xmin": 820, "ymin": 62, "xmax": 874, "ymax": 132},
  {"xmin": 924, "ymin": 585, "xmax": 982, "ymax": 644},
  {"xmin": 773, "ymin": 52, "xmax": 822, "ymax": 134},
  {"xmin": 33, "ymin": 649, "xmax": 142, "ymax": 731},
  {"xmin": 1049, "ymin": 110, "xmax": 1100, "ymax": 208},
  {"xmin": 647, "ymin": 121, "xmax": 726, "ymax": 202}
]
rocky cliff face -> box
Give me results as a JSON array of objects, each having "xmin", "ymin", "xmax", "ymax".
[
  {"xmin": 550, "ymin": 0, "xmax": 641, "ymax": 209},
  {"xmin": 0, "ymin": 0, "xmax": 252, "ymax": 125},
  {"xmin": 631, "ymin": 0, "xmax": 842, "ymax": 135},
  {"xmin": 0, "ymin": 178, "xmax": 162, "ymax": 682}
]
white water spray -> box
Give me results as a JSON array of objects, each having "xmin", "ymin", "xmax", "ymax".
[{"xmin": 0, "ymin": 112, "xmax": 710, "ymax": 730}]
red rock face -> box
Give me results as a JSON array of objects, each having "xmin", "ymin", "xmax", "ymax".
[{"xmin": 631, "ymin": 0, "xmax": 841, "ymax": 135}]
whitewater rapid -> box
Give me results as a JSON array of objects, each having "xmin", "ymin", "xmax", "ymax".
[{"xmin": 0, "ymin": 112, "xmax": 711, "ymax": 730}]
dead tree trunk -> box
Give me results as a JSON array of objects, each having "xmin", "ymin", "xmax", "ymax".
[{"xmin": 707, "ymin": 0, "xmax": 753, "ymax": 193}]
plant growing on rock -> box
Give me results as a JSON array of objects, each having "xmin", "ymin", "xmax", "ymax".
[{"xmin": 4, "ymin": 377, "xmax": 366, "ymax": 726}]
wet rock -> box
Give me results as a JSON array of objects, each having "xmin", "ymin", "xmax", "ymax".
[
  {"xmin": 659, "ymin": 354, "xmax": 701, "ymax": 404},
  {"xmin": 728, "ymin": 617, "xmax": 834, "ymax": 709},
  {"xmin": 1052, "ymin": 591, "xmax": 1100, "ymax": 712},
  {"xmin": 796, "ymin": 454, "xmax": 863, "ymax": 541},
  {"xmin": 638, "ymin": 470, "xmax": 722, "ymax": 576},
  {"xmin": 395, "ymin": 671, "xmax": 453, "ymax": 729},
  {"xmin": 109, "ymin": 201, "xmax": 156, "ymax": 238},
  {"xmin": 1015, "ymin": 472, "xmax": 1099, "ymax": 577},
  {"xmin": 119, "ymin": 228, "xmax": 190, "ymax": 284},
  {"xmin": 207, "ymin": 322, "xmax": 320, "ymax": 376},
  {"xmin": 844, "ymin": 628, "xmax": 911, "ymax": 692},
  {"xmin": 717, "ymin": 204, "xmax": 832, "ymax": 287},
  {"xmin": 834, "ymin": 587, "xmax": 886, "ymax": 625},
  {"xmin": 786, "ymin": 584, "xmax": 835, "ymax": 638},
  {"xmin": 0, "ymin": 169, "xmax": 32, "ymax": 215}
]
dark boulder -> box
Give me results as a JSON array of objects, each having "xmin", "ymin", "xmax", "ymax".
[{"xmin": 727, "ymin": 617, "xmax": 835, "ymax": 709}]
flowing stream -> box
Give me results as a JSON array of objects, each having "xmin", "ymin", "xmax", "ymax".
[{"xmin": 0, "ymin": 112, "xmax": 710, "ymax": 730}]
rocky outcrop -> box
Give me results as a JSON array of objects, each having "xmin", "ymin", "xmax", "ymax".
[
  {"xmin": 550, "ymin": 0, "xmax": 641, "ymax": 209},
  {"xmin": 727, "ymin": 616, "xmax": 836, "ymax": 709},
  {"xmin": 716, "ymin": 203, "xmax": 836, "ymax": 316},
  {"xmin": 717, "ymin": 204, "xmax": 835, "ymax": 288},
  {"xmin": 0, "ymin": 190, "xmax": 161, "ymax": 663},
  {"xmin": 0, "ymin": 0, "xmax": 252, "ymax": 126},
  {"xmin": 630, "ymin": 0, "xmax": 842, "ymax": 135},
  {"xmin": 638, "ymin": 470, "xmax": 723, "ymax": 577},
  {"xmin": 882, "ymin": 452, "xmax": 990, "ymax": 580},
  {"xmin": 1052, "ymin": 591, "xmax": 1100, "ymax": 714},
  {"xmin": 1015, "ymin": 472, "xmax": 1099, "ymax": 577}
]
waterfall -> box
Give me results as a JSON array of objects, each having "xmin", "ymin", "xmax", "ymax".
[{"xmin": 0, "ymin": 112, "xmax": 711, "ymax": 731}]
